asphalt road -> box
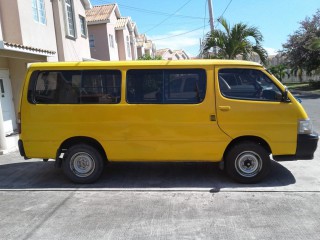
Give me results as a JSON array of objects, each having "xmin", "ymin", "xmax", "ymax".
[{"xmin": 0, "ymin": 94, "xmax": 319, "ymax": 240}]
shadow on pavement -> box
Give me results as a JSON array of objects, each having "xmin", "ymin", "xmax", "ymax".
[{"xmin": 0, "ymin": 160, "xmax": 295, "ymax": 191}]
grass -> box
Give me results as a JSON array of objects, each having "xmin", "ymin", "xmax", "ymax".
[{"xmin": 284, "ymin": 82, "xmax": 320, "ymax": 93}]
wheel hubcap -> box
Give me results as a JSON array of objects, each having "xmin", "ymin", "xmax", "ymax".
[
  {"xmin": 235, "ymin": 151, "xmax": 262, "ymax": 178},
  {"xmin": 70, "ymin": 152, "xmax": 95, "ymax": 178}
]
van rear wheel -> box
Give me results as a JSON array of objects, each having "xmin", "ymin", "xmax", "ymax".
[
  {"xmin": 62, "ymin": 144, "xmax": 104, "ymax": 183},
  {"xmin": 225, "ymin": 141, "xmax": 271, "ymax": 183}
]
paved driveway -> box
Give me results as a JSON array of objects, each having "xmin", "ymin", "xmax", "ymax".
[{"xmin": 0, "ymin": 94, "xmax": 319, "ymax": 240}]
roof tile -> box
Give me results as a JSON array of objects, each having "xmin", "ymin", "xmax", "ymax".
[{"xmin": 86, "ymin": 4, "xmax": 115, "ymax": 22}]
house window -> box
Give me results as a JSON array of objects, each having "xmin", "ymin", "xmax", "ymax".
[
  {"xmin": 109, "ymin": 34, "xmax": 114, "ymax": 48},
  {"xmin": 89, "ymin": 35, "xmax": 95, "ymax": 48},
  {"xmin": 126, "ymin": 36, "xmax": 131, "ymax": 58},
  {"xmin": 32, "ymin": 0, "xmax": 46, "ymax": 24},
  {"xmin": 79, "ymin": 15, "xmax": 87, "ymax": 37},
  {"xmin": 65, "ymin": 0, "xmax": 76, "ymax": 38}
]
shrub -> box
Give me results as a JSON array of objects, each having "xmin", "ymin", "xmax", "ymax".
[{"xmin": 309, "ymin": 80, "xmax": 320, "ymax": 89}]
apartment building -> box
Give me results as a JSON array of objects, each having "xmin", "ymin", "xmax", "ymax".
[
  {"xmin": 86, "ymin": 4, "xmax": 156, "ymax": 61},
  {"xmin": 87, "ymin": 4, "xmax": 139, "ymax": 61},
  {"xmin": 156, "ymin": 48, "xmax": 190, "ymax": 60},
  {"xmin": 136, "ymin": 34, "xmax": 156, "ymax": 59},
  {"xmin": 0, "ymin": 0, "xmax": 92, "ymax": 153}
]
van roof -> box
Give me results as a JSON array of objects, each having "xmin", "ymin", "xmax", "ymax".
[{"xmin": 28, "ymin": 59, "xmax": 262, "ymax": 69}]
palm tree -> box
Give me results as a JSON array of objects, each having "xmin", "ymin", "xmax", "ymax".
[
  {"xmin": 268, "ymin": 64, "xmax": 289, "ymax": 82},
  {"xmin": 202, "ymin": 18, "xmax": 268, "ymax": 64}
]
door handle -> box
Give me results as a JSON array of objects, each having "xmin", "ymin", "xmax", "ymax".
[{"xmin": 218, "ymin": 106, "xmax": 231, "ymax": 111}]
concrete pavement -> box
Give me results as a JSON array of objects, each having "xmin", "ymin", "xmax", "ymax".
[{"xmin": 0, "ymin": 95, "xmax": 319, "ymax": 239}]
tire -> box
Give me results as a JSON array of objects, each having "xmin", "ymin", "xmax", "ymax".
[
  {"xmin": 225, "ymin": 141, "xmax": 271, "ymax": 184},
  {"xmin": 62, "ymin": 144, "xmax": 105, "ymax": 184}
]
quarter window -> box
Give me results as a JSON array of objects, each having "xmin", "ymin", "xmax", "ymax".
[
  {"xmin": 126, "ymin": 69, "xmax": 206, "ymax": 104},
  {"xmin": 29, "ymin": 70, "xmax": 121, "ymax": 104},
  {"xmin": 218, "ymin": 69, "xmax": 282, "ymax": 101}
]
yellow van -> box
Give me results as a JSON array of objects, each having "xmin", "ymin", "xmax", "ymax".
[{"xmin": 18, "ymin": 60, "xmax": 318, "ymax": 184}]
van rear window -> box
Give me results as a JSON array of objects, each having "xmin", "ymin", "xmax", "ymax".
[
  {"xmin": 28, "ymin": 70, "xmax": 121, "ymax": 104},
  {"xmin": 126, "ymin": 69, "xmax": 206, "ymax": 104}
]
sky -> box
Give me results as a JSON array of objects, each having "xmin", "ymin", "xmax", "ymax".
[{"xmin": 90, "ymin": 0, "xmax": 320, "ymax": 57}]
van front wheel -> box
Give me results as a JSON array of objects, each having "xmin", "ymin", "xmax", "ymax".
[
  {"xmin": 62, "ymin": 144, "xmax": 104, "ymax": 183},
  {"xmin": 225, "ymin": 142, "xmax": 271, "ymax": 183}
]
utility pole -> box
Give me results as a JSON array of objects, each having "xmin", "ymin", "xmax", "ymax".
[{"xmin": 208, "ymin": 0, "xmax": 214, "ymax": 32}]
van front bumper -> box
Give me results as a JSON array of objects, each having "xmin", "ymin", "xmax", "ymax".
[
  {"xmin": 295, "ymin": 132, "xmax": 319, "ymax": 159},
  {"xmin": 273, "ymin": 132, "xmax": 318, "ymax": 161}
]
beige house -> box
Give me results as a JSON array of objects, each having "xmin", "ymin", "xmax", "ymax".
[
  {"xmin": 115, "ymin": 17, "xmax": 134, "ymax": 61},
  {"xmin": 173, "ymin": 50, "xmax": 190, "ymax": 60},
  {"xmin": 86, "ymin": 4, "xmax": 158, "ymax": 61},
  {"xmin": 86, "ymin": 4, "xmax": 121, "ymax": 61},
  {"xmin": 156, "ymin": 48, "xmax": 190, "ymax": 60},
  {"xmin": 87, "ymin": 4, "xmax": 138, "ymax": 61},
  {"xmin": 136, "ymin": 34, "xmax": 156, "ymax": 58},
  {"xmin": 0, "ymin": 0, "xmax": 92, "ymax": 153},
  {"xmin": 130, "ymin": 21, "xmax": 139, "ymax": 60}
]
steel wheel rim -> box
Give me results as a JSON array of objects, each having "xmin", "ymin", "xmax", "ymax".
[
  {"xmin": 235, "ymin": 151, "xmax": 262, "ymax": 178},
  {"xmin": 70, "ymin": 152, "xmax": 95, "ymax": 178}
]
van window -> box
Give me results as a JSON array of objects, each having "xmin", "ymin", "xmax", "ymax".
[
  {"xmin": 218, "ymin": 69, "xmax": 282, "ymax": 101},
  {"xmin": 28, "ymin": 70, "xmax": 121, "ymax": 104},
  {"xmin": 126, "ymin": 69, "xmax": 206, "ymax": 104}
]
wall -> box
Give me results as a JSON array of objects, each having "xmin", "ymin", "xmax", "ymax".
[
  {"xmin": 122, "ymin": 28, "xmax": 132, "ymax": 61},
  {"xmin": 53, "ymin": 0, "xmax": 91, "ymax": 61},
  {"xmin": 88, "ymin": 24, "xmax": 109, "ymax": 60},
  {"xmin": 137, "ymin": 47, "xmax": 144, "ymax": 58},
  {"xmin": 18, "ymin": 0, "xmax": 58, "ymax": 56},
  {"xmin": 0, "ymin": 58, "xmax": 9, "ymax": 69},
  {"xmin": 116, "ymin": 30, "xmax": 125, "ymax": 60},
  {"xmin": 0, "ymin": 0, "xmax": 23, "ymax": 44},
  {"xmin": 106, "ymin": 11, "xmax": 119, "ymax": 61}
]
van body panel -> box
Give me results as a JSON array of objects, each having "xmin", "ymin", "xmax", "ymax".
[
  {"xmin": 21, "ymin": 99, "xmax": 231, "ymax": 161},
  {"xmin": 18, "ymin": 60, "xmax": 317, "ymax": 166}
]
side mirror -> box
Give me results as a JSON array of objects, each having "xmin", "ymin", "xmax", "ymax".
[
  {"xmin": 282, "ymin": 87, "xmax": 291, "ymax": 103},
  {"xmin": 295, "ymin": 97, "xmax": 302, "ymax": 103}
]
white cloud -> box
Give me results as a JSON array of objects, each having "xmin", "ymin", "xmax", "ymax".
[{"xmin": 264, "ymin": 47, "xmax": 279, "ymax": 56}]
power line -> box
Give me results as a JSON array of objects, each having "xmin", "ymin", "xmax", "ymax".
[
  {"xmin": 152, "ymin": 24, "xmax": 210, "ymax": 41},
  {"xmin": 91, "ymin": 1, "xmax": 207, "ymax": 20},
  {"xmin": 144, "ymin": 0, "xmax": 194, "ymax": 34},
  {"xmin": 217, "ymin": 0, "xmax": 233, "ymax": 22}
]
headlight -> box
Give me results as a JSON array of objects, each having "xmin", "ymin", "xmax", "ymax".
[{"xmin": 298, "ymin": 119, "xmax": 313, "ymax": 134}]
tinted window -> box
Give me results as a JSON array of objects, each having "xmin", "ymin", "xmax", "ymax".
[
  {"xmin": 28, "ymin": 70, "xmax": 121, "ymax": 104},
  {"xmin": 126, "ymin": 69, "xmax": 206, "ymax": 104},
  {"xmin": 218, "ymin": 69, "xmax": 282, "ymax": 101}
]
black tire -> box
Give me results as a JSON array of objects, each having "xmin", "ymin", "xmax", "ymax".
[
  {"xmin": 62, "ymin": 144, "xmax": 105, "ymax": 184},
  {"xmin": 225, "ymin": 141, "xmax": 271, "ymax": 184}
]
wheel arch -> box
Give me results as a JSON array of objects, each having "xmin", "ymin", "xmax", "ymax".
[
  {"xmin": 223, "ymin": 135, "xmax": 272, "ymax": 161},
  {"xmin": 56, "ymin": 136, "xmax": 107, "ymax": 163}
]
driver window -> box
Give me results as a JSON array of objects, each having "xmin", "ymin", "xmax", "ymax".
[{"xmin": 218, "ymin": 68, "xmax": 282, "ymax": 101}]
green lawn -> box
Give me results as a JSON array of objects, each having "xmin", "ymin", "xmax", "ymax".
[{"xmin": 284, "ymin": 82, "xmax": 320, "ymax": 93}]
